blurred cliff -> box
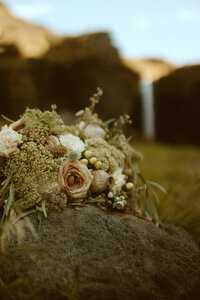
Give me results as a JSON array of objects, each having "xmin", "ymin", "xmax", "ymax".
[
  {"xmin": 0, "ymin": 3, "xmax": 200, "ymax": 143},
  {"xmin": 0, "ymin": 3, "xmax": 141, "ymax": 128},
  {"xmin": 154, "ymin": 65, "xmax": 200, "ymax": 144}
]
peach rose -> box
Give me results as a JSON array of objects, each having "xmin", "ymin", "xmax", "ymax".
[{"xmin": 58, "ymin": 161, "xmax": 93, "ymax": 198}]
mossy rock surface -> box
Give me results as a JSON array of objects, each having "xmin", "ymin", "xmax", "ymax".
[{"xmin": 1, "ymin": 205, "xmax": 200, "ymax": 300}]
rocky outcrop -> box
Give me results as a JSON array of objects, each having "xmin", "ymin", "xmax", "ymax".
[
  {"xmin": 41, "ymin": 35, "xmax": 141, "ymax": 124},
  {"xmin": 0, "ymin": 2, "xmax": 62, "ymax": 58},
  {"xmin": 0, "ymin": 5, "xmax": 141, "ymax": 125},
  {"xmin": 2, "ymin": 206, "xmax": 200, "ymax": 300},
  {"xmin": 154, "ymin": 65, "xmax": 200, "ymax": 143},
  {"xmin": 123, "ymin": 58, "xmax": 176, "ymax": 81},
  {"xmin": 0, "ymin": 30, "xmax": 141, "ymax": 127}
]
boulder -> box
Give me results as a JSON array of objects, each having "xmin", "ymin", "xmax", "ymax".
[
  {"xmin": 154, "ymin": 65, "xmax": 200, "ymax": 144},
  {"xmin": 2, "ymin": 205, "xmax": 200, "ymax": 300}
]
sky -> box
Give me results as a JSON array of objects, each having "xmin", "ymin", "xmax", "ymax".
[{"xmin": 4, "ymin": 0, "xmax": 200, "ymax": 65}]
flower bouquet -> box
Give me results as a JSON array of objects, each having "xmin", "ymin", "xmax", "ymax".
[{"xmin": 0, "ymin": 88, "xmax": 165, "ymax": 241}]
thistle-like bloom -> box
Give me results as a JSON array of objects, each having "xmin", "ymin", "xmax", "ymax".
[
  {"xmin": 58, "ymin": 161, "xmax": 93, "ymax": 198},
  {"xmin": 0, "ymin": 125, "xmax": 23, "ymax": 156},
  {"xmin": 59, "ymin": 134, "xmax": 85, "ymax": 154}
]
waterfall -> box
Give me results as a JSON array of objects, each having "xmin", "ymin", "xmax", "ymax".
[{"xmin": 140, "ymin": 80, "xmax": 155, "ymax": 140}]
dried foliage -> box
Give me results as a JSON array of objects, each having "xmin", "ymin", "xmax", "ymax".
[{"xmin": 0, "ymin": 88, "xmax": 165, "ymax": 248}]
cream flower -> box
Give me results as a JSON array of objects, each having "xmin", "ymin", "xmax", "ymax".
[
  {"xmin": 59, "ymin": 134, "xmax": 85, "ymax": 153},
  {"xmin": 84, "ymin": 124, "xmax": 106, "ymax": 139},
  {"xmin": 0, "ymin": 125, "xmax": 23, "ymax": 156},
  {"xmin": 111, "ymin": 168, "xmax": 126, "ymax": 195},
  {"xmin": 58, "ymin": 161, "xmax": 93, "ymax": 198},
  {"xmin": 113, "ymin": 196, "xmax": 127, "ymax": 210}
]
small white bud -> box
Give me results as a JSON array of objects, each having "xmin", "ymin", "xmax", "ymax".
[{"xmin": 107, "ymin": 191, "xmax": 114, "ymax": 199}]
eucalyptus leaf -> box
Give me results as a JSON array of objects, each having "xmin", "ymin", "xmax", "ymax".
[
  {"xmin": 104, "ymin": 118, "xmax": 116, "ymax": 126},
  {"xmin": 41, "ymin": 200, "xmax": 47, "ymax": 218},
  {"xmin": 37, "ymin": 211, "xmax": 42, "ymax": 231},
  {"xmin": 148, "ymin": 194, "xmax": 159, "ymax": 224},
  {"xmin": 149, "ymin": 186, "xmax": 160, "ymax": 204},
  {"xmin": 0, "ymin": 176, "xmax": 11, "ymax": 196},
  {"xmin": 1, "ymin": 183, "xmax": 14, "ymax": 224},
  {"xmin": 127, "ymin": 136, "xmax": 132, "ymax": 143},
  {"xmin": 13, "ymin": 209, "xmax": 38, "ymax": 225},
  {"xmin": 1, "ymin": 114, "xmax": 14, "ymax": 123},
  {"xmin": 70, "ymin": 202, "xmax": 86, "ymax": 206},
  {"xmin": 147, "ymin": 180, "xmax": 167, "ymax": 194},
  {"xmin": 133, "ymin": 163, "xmax": 140, "ymax": 174}
]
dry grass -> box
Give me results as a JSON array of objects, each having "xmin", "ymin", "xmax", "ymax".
[{"xmin": 135, "ymin": 141, "xmax": 200, "ymax": 244}]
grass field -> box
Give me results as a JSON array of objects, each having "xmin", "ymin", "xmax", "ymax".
[{"xmin": 135, "ymin": 141, "xmax": 200, "ymax": 244}]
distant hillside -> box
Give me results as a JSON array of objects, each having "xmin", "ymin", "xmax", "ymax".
[
  {"xmin": 123, "ymin": 58, "xmax": 177, "ymax": 81},
  {"xmin": 0, "ymin": 2, "xmax": 62, "ymax": 57},
  {"xmin": 0, "ymin": 4, "xmax": 141, "ymax": 128}
]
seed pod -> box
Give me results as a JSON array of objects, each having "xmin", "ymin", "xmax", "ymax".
[
  {"xmin": 90, "ymin": 170, "xmax": 114, "ymax": 194},
  {"xmin": 45, "ymin": 135, "xmax": 60, "ymax": 147},
  {"xmin": 9, "ymin": 118, "xmax": 26, "ymax": 132}
]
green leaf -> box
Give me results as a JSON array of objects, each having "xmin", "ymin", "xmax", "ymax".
[
  {"xmin": 133, "ymin": 163, "xmax": 140, "ymax": 174},
  {"xmin": 37, "ymin": 211, "xmax": 42, "ymax": 231},
  {"xmin": 36, "ymin": 206, "xmax": 43, "ymax": 212},
  {"xmin": 145, "ymin": 210, "xmax": 152, "ymax": 221},
  {"xmin": 138, "ymin": 172, "xmax": 146, "ymax": 184},
  {"xmin": 13, "ymin": 209, "xmax": 38, "ymax": 225},
  {"xmin": 70, "ymin": 202, "xmax": 86, "ymax": 206},
  {"xmin": 127, "ymin": 136, "xmax": 132, "ymax": 143},
  {"xmin": 85, "ymin": 198, "xmax": 105, "ymax": 203},
  {"xmin": 0, "ymin": 176, "xmax": 11, "ymax": 196},
  {"xmin": 41, "ymin": 200, "xmax": 47, "ymax": 218},
  {"xmin": 1, "ymin": 114, "xmax": 14, "ymax": 123},
  {"xmin": 1, "ymin": 183, "xmax": 14, "ymax": 224},
  {"xmin": 148, "ymin": 194, "xmax": 159, "ymax": 224},
  {"xmin": 104, "ymin": 118, "xmax": 116, "ymax": 126},
  {"xmin": 149, "ymin": 186, "xmax": 160, "ymax": 204},
  {"xmin": 147, "ymin": 180, "xmax": 167, "ymax": 194}
]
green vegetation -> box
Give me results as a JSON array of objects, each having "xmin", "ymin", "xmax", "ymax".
[
  {"xmin": 0, "ymin": 247, "xmax": 80, "ymax": 300},
  {"xmin": 135, "ymin": 142, "xmax": 200, "ymax": 244}
]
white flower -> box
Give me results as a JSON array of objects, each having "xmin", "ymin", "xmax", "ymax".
[
  {"xmin": 77, "ymin": 121, "xmax": 85, "ymax": 130},
  {"xmin": 84, "ymin": 124, "xmax": 106, "ymax": 139},
  {"xmin": 0, "ymin": 125, "xmax": 23, "ymax": 156},
  {"xmin": 113, "ymin": 196, "xmax": 127, "ymax": 210},
  {"xmin": 59, "ymin": 134, "xmax": 85, "ymax": 154},
  {"xmin": 111, "ymin": 168, "xmax": 126, "ymax": 195}
]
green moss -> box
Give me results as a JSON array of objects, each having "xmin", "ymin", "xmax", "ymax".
[
  {"xmin": 3, "ymin": 142, "xmax": 60, "ymax": 209},
  {"xmin": 0, "ymin": 247, "xmax": 78, "ymax": 300},
  {"xmin": 22, "ymin": 108, "xmax": 64, "ymax": 136},
  {"xmin": 22, "ymin": 128, "xmax": 48, "ymax": 145},
  {"xmin": 85, "ymin": 138, "xmax": 125, "ymax": 173}
]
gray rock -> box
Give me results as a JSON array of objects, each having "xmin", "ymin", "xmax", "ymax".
[{"xmin": 6, "ymin": 206, "xmax": 200, "ymax": 299}]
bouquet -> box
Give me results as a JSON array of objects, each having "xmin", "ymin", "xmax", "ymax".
[{"xmin": 0, "ymin": 88, "xmax": 165, "ymax": 237}]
